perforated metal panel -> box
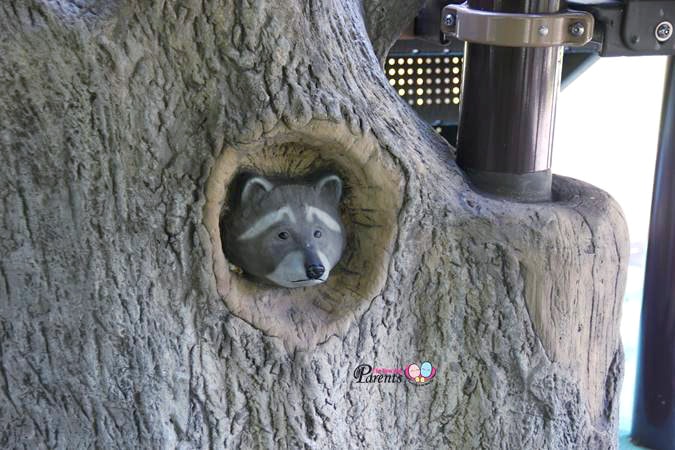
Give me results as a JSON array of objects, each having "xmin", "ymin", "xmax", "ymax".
[{"xmin": 384, "ymin": 53, "xmax": 463, "ymax": 125}]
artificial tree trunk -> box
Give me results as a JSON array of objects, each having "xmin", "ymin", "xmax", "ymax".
[{"xmin": 0, "ymin": 1, "xmax": 628, "ymax": 448}]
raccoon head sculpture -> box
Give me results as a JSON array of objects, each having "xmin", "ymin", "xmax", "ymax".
[{"xmin": 222, "ymin": 173, "xmax": 346, "ymax": 288}]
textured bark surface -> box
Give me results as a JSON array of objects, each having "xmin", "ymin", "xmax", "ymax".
[{"xmin": 0, "ymin": 1, "xmax": 628, "ymax": 449}]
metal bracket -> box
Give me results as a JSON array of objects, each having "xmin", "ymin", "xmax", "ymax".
[{"xmin": 441, "ymin": 3, "xmax": 595, "ymax": 48}]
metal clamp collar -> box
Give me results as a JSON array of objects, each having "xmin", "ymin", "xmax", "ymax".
[{"xmin": 441, "ymin": 3, "xmax": 594, "ymax": 48}]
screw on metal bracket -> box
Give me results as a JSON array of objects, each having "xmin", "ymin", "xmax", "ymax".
[
  {"xmin": 440, "ymin": 4, "xmax": 594, "ymax": 48},
  {"xmin": 569, "ymin": 22, "xmax": 585, "ymax": 37},
  {"xmin": 444, "ymin": 13, "xmax": 456, "ymax": 27},
  {"xmin": 655, "ymin": 21, "xmax": 673, "ymax": 43}
]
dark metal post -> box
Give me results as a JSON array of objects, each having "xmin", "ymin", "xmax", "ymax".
[
  {"xmin": 632, "ymin": 56, "xmax": 675, "ymax": 449},
  {"xmin": 456, "ymin": 0, "xmax": 563, "ymax": 201}
]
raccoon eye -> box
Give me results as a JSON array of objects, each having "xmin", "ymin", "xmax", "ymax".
[
  {"xmin": 278, "ymin": 231, "xmax": 290, "ymax": 240},
  {"xmin": 313, "ymin": 230, "xmax": 322, "ymax": 238}
]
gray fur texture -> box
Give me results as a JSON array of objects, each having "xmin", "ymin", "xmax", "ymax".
[{"xmin": 221, "ymin": 173, "xmax": 346, "ymax": 288}]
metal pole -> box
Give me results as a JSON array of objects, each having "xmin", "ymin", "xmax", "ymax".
[
  {"xmin": 632, "ymin": 56, "xmax": 675, "ymax": 449},
  {"xmin": 456, "ymin": 0, "xmax": 563, "ymax": 202}
]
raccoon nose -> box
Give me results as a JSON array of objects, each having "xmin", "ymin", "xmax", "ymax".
[{"xmin": 306, "ymin": 265, "xmax": 325, "ymax": 280}]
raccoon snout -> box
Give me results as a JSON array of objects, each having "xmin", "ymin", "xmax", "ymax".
[{"xmin": 306, "ymin": 265, "xmax": 325, "ymax": 280}]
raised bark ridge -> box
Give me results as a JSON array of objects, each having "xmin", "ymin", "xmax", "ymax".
[
  {"xmin": 362, "ymin": 0, "xmax": 428, "ymax": 62},
  {"xmin": 0, "ymin": 1, "xmax": 627, "ymax": 448}
]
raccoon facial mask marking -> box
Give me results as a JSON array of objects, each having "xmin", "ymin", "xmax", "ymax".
[
  {"xmin": 305, "ymin": 206, "xmax": 341, "ymax": 232},
  {"xmin": 223, "ymin": 173, "xmax": 346, "ymax": 289},
  {"xmin": 237, "ymin": 207, "xmax": 296, "ymax": 241}
]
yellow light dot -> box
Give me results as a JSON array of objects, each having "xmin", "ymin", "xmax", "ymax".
[
  {"xmin": 416, "ymin": 58, "xmax": 423, "ymax": 64},
  {"xmin": 453, "ymin": 67, "xmax": 460, "ymax": 74},
  {"xmin": 426, "ymin": 88, "xmax": 432, "ymax": 94},
  {"xmin": 444, "ymin": 98, "xmax": 451, "ymax": 104},
  {"xmin": 388, "ymin": 68, "xmax": 396, "ymax": 76},
  {"xmin": 398, "ymin": 68, "xmax": 405, "ymax": 75},
  {"xmin": 416, "ymin": 99, "xmax": 423, "ymax": 106},
  {"xmin": 453, "ymin": 97, "xmax": 460, "ymax": 104},
  {"xmin": 407, "ymin": 79, "xmax": 413, "ymax": 85},
  {"xmin": 406, "ymin": 58, "xmax": 413, "ymax": 64},
  {"xmin": 426, "ymin": 68, "xmax": 432, "ymax": 74},
  {"xmin": 398, "ymin": 79, "xmax": 405, "ymax": 86},
  {"xmin": 416, "ymin": 88, "xmax": 424, "ymax": 95},
  {"xmin": 389, "ymin": 79, "xmax": 396, "ymax": 86},
  {"xmin": 453, "ymin": 77, "xmax": 460, "ymax": 84},
  {"xmin": 425, "ymin": 58, "xmax": 432, "ymax": 64},
  {"xmin": 444, "ymin": 78, "xmax": 450, "ymax": 84},
  {"xmin": 443, "ymin": 58, "xmax": 450, "ymax": 64},
  {"xmin": 417, "ymin": 68, "xmax": 424, "ymax": 75},
  {"xmin": 398, "ymin": 89, "xmax": 405, "ymax": 96},
  {"xmin": 397, "ymin": 58, "xmax": 405, "ymax": 65},
  {"xmin": 426, "ymin": 79, "xmax": 433, "ymax": 84},
  {"xmin": 416, "ymin": 78, "xmax": 424, "ymax": 85},
  {"xmin": 435, "ymin": 98, "xmax": 441, "ymax": 104},
  {"xmin": 444, "ymin": 88, "xmax": 450, "ymax": 94},
  {"xmin": 453, "ymin": 87, "xmax": 460, "ymax": 94},
  {"xmin": 452, "ymin": 57, "xmax": 460, "ymax": 64},
  {"xmin": 434, "ymin": 58, "xmax": 441, "ymax": 64},
  {"xmin": 425, "ymin": 98, "xmax": 432, "ymax": 104},
  {"xmin": 407, "ymin": 68, "xmax": 413, "ymax": 75},
  {"xmin": 435, "ymin": 68, "xmax": 441, "ymax": 74},
  {"xmin": 443, "ymin": 67, "xmax": 450, "ymax": 74},
  {"xmin": 388, "ymin": 58, "xmax": 396, "ymax": 65}
]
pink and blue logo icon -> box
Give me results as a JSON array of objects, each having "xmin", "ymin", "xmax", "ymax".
[{"xmin": 404, "ymin": 361, "xmax": 436, "ymax": 385}]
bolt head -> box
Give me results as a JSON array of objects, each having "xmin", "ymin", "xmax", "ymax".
[
  {"xmin": 443, "ymin": 14, "xmax": 456, "ymax": 27},
  {"xmin": 569, "ymin": 22, "xmax": 585, "ymax": 37},
  {"xmin": 538, "ymin": 25, "xmax": 549, "ymax": 37},
  {"xmin": 655, "ymin": 21, "xmax": 673, "ymax": 43}
]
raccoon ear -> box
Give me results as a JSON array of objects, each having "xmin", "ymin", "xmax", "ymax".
[
  {"xmin": 315, "ymin": 174, "xmax": 342, "ymax": 204},
  {"xmin": 241, "ymin": 176, "xmax": 274, "ymax": 204}
]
